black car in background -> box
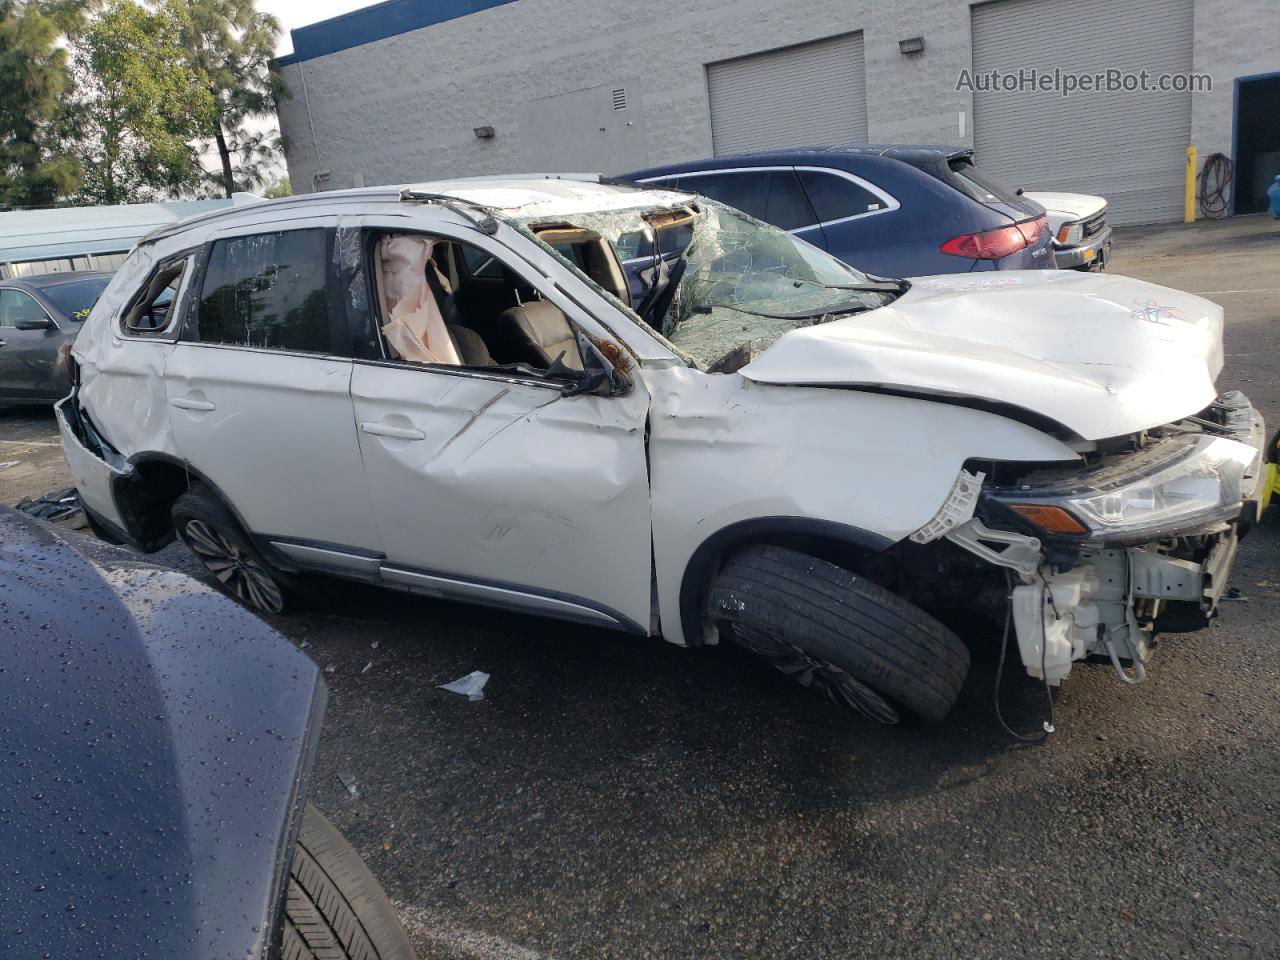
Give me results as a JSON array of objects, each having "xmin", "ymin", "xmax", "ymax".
[
  {"xmin": 0, "ymin": 506, "xmax": 414, "ymax": 960},
  {"xmin": 0, "ymin": 270, "xmax": 111, "ymax": 403}
]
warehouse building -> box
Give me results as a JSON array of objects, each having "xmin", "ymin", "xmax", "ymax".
[{"xmin": 273, "ymin": 0, "xmax": 1279, "ymax": 224}]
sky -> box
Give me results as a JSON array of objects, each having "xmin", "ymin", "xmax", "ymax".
[{"xmin": 257, "ymin": 0, "xmax": 373, "ymax": 56}]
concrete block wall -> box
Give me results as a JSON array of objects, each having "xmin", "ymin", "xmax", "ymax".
[
  {"xmin": 276, "ymin": 0, "xmax": 1276, "ymax": 210},
  {"xmin": 275, "ymin": 0, "xmax": 981, "ymax": 194},
  {"xmin": 1191, "ymin": 0, "xmax": 1280, "ymax": 166}
]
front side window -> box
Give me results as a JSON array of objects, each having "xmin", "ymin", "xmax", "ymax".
[
  {"xmin": 369, "ymin": 231, "xmax": 586, "ymax": 380},
  {"xmin": 193, "ymin": 229, "xmax": 332, "ymax": 353},
  {"xmin": 0, "ymin": 289, "xmax": 51, "ymax": 328}
]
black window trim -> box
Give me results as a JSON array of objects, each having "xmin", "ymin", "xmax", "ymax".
[
  {"xmin": 181, "ymin": 226, "xmax": 351, "ymax": 358},
  {"xmin": 636, "ymin": 164, "xmax": 900, "ymax": 233}
]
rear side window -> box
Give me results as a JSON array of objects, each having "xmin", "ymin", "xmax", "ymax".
[
  {"xmin": 764, "ymin": 170, "xmax": 818, "ymax": 231},
  {"xmin": 193, "ymin": 229, "xmax": 332, "ymax": 353},
  {"xmin": 798, "ymin": 170, "xmax": 888, "ymax": 222},
  {"xmin": 682, "ymin": 171, "xmax": 768, "ymax": 221},
  {"xmin": 122, "ymin": 259, "xmax": 188, "ymax": 335}
]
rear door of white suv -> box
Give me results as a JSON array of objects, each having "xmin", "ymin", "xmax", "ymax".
[{"xmin": 164, "ymin": 221, "xmax": 381, "ymax": 553}]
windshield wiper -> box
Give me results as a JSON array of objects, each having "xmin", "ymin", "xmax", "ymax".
[
  {"xmin": 790, "ymin": 276, "xmax": 909, "ymax": 294},
  {"xmin": 691, "ymin": 298, "xmax": 879, "ymax": 321}
]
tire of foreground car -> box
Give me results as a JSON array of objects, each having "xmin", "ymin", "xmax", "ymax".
[
  {"xmin": 281, "ymin": 803, "xmax": 416, "ymax": 960},
  {"xmin": 171, "ymin": 485, "xmax": 298, "ymax": 615},
  {"xmin": 708, "ymin": 544, "xmax": 970, "ymax": 724}
]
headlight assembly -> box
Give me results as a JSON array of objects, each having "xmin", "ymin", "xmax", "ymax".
[
  {"xmin": 992, "ymin": 435, "xmax": 1258, "ymax": 542},
  {"xmin": 1056, "ymin": 222, "xmax": 1084, "ymax": 246}
]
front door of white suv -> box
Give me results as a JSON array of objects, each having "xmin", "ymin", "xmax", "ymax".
[
  {"xmin": 165, "ymin": 224, "xmax": 380, "ymax": 552},
  {"xmin": 345, "ymin": 221, "xmax": 653, "ymax": 633}
]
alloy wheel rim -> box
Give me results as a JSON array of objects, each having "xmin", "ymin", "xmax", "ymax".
[
  {"xmin": 730, "ymin": 623, "xmax": 901, "ymax": 725},
  {"xmin": 183, "ymin": 519, "xmax": 284, "ymax": 614}
]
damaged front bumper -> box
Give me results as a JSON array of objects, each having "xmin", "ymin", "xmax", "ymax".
[{"xmin": 931, "ymin": 392, "xmax": 1265, "ymax": 685}]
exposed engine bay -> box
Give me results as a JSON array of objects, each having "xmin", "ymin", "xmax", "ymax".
[{"xmin": 904, "ymin": 392, "xmax": 1265, "ymax": 686}]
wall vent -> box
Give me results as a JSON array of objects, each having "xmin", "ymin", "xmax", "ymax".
[{"xmin": 611, "ymin": 88, "xmax": 628, "ymax": 111}]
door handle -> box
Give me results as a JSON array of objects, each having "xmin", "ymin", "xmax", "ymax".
[
  {"xmin": 170, "ymin": 397, "xmax": 216, "ymax": 412},
  {"xmin": 0, "ymin": 339, "xmax": 7, "ymax": 347},
  {"xmin": 359, "ymin": 421, "xmax": 425, "ymax": 441}
]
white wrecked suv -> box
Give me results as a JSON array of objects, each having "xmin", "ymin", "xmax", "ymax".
[{"xmin": 59, "ymin": 176, "xmax": 1264, "ymax": 725}]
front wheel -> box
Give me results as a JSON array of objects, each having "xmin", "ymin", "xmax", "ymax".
[
  {"xmin": 709, "ymin": 544, "xmax": 970, "ymax": 724},
  {"xmin": 281, "ymin": 804, "xmax": 416, "ymax": 960}
]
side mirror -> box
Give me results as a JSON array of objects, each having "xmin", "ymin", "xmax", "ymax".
[
  {"xmin": 14, "ymin": 317, "xmax": 53, "ymax": 331},
  {"xmin": 560, "ymin": 335, "xmax": 633, "ymax": 398}
]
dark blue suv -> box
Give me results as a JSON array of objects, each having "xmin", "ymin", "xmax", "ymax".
[{"xmin": 620, "ymin": 145, "xmax": 1053, "ymax": 278}]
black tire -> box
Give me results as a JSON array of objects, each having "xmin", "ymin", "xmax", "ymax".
[
  {"xmin": 709, "ymin": 544, "xmax": 969, "ymax": 723},
  {"xmin": 171, "ymin": 484, "xmax": 298, "ymax": 615},
  {"xmin": 281, "ymin": 804, "xmax": 416, "ymax": 960}
]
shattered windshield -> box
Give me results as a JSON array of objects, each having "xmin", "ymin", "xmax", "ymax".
[{"xmin": 515, "ymin": 198, "xmax": 894, "ymax": 368}]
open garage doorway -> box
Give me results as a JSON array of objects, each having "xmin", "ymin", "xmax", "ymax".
[{"xmin": 1233, "ymin": 73, "xmax": 1280, "ymax": 214}]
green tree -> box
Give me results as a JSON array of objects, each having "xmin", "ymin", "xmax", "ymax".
[
  {"xmin": 71, "ymin": 0, "xmax": 215, "ymax": 204},
  {"xmin": 0, "ymin": 0, "xmax": 85, "ymax": 206},
  {"xmin": 263, "ymin": 174, "xmax": 290, "ymax": 198},
  {"xmin": 172, "ymin": 0, "xmax": 284, "ymax": 197}
]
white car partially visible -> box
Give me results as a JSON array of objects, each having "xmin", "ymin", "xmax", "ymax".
[
  {"xmin": 57, "ymin": 175, "xmax": 1263, "ymax": 730},
  {"xmin": 1024, "ymin": 191, "xmax": 1111, "ymax": 271}
]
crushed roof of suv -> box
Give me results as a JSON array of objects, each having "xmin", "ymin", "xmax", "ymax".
[{"xmin": 140, "ymin": 176, "xmax": 688, "ymax": 246}]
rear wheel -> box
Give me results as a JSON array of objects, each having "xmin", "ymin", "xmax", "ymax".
[
  {"xmin": 281, "ymin": 803, "xmax": 415, "ymax": 960},
  {"xmin": 709, "ymin": 544, "xmax": 970, "ymax": 723},
  {"xmin": 171, "ymin": 485, "xmax": 297, "ymax": 614}
]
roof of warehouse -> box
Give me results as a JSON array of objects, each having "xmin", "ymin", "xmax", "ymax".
[
  {"xmin": 0, "ymin": 195, "xmax": 262, "ymax": 265},
  {"xmin": 275, "ymin": 0, "xmax": 518, "ymax": 66}
]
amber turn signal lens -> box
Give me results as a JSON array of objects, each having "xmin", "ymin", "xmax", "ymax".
[{"xmin": 1007, "ymin": 504, "xmax": 1088, "ymax": 534}]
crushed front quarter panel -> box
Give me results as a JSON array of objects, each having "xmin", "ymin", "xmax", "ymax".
[{"xmin": 645, "ymin": 366, "xmax": 1078, "ymax": 646}]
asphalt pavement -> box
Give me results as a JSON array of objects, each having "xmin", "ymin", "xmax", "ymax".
[{"xmin": 2, "ymin": 214, "xmax": 1278, "ymax": 959}]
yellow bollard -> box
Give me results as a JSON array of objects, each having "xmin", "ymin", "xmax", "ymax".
[{"xmin": 1185, "ymin": 146, "xmax": 1198, "ymax": 223}]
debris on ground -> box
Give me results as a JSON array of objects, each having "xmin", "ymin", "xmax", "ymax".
[
  {"xmin": 1222, "ymin": 587, "xmax": 1249, "ymax": 602},
  {"xmin": 438, "ymin": 670, "xmax": 490, "ymax": 701},
  {"xmin": 361, "ymin": 661, "xmax": 374, "ymax": 674},
  {"xmin": 337, "ymin": 772, "xmax": 360, "ymax": 798},
  {"xmin": 15, "ymin": 487, "xmax": 86, "ymax": 527}
]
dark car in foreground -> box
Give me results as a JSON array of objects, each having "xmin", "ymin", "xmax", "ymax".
[
  {"xmin": 620, "ymin": 145, "xmax": 1053, "ymax": 280},
  {"xmin": 0, "ymin": 507, "xmax": 413, "ymax": 960},
  {"xmin": 0, "ymin": 270, "xmax": 111, "ymax": 403}
]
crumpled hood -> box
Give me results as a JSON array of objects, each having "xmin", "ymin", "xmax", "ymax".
[{"xmin": 741, "ymin": 270, "xmax": 1224, "ymax": 440}]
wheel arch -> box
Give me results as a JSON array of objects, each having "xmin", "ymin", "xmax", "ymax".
[
  {"xmin": 677, "ymin": 516, "xmax": 896, "ymax": 647},
  {"xmin": 111, "ymin": 453, "xmax": 277, "ymax": 561}
]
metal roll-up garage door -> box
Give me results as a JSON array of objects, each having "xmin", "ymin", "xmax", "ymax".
[
  {"xmin": 971, "ymin": 0, "xmax": 1193, "ymax": 225},
  {"xmin": 706, "ymin": 33, "xmax": 867, "ymax": 156}
]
